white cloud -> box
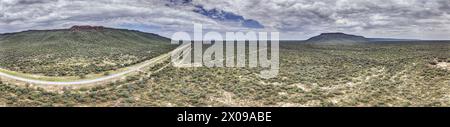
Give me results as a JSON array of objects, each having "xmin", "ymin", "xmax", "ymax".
[{"xmin": 1, "ymin": 0, "xmax": 450, "ymax": 40}]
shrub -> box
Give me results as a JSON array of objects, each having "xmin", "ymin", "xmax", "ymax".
[{"xmin": 429, "ymin": 61, "xmax": 438, "ymax": 65}]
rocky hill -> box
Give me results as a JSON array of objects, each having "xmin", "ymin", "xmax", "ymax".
[
  {"xmin": 69, "ymin": 25, "xmax": 105, "ymax": 32},
  {"xmin": 305, "ymin": 32, "xmax": 369, "ymax": 45},
  {"xmin": 0, "ymin": 26, "xmax": 174, "ymax": 76}
]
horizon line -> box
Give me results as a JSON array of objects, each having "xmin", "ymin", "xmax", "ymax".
[{"xmin": 1, "ymin": 26, "xmax": 450, "ymax": 41}]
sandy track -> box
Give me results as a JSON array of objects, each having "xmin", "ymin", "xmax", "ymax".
[{"xmin": 0, "ymin": 44, "xmax": 189, "ymax": 86}]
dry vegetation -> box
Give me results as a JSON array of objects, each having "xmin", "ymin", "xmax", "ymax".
[
  {"xmin": 0, "ymin": 41, "xmax": 450, "ymax": 107},
  {"xmin": 0, "ymin": 28, "xmax": 175, "ymax": 77}
]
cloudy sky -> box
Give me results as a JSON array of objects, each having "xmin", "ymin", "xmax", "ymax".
[{"xmin": 1, "ymin": 0, "xmax": 450, "ymax": 40}]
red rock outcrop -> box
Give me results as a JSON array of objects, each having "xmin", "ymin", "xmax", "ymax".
[{"xmin": 70, "ymin": 25, "xmax": 104, "ymax": 32}]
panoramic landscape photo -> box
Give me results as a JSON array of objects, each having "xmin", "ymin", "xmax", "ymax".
[{"xmin": 0, "ymin": 0, "xmax": 449, "ymax": 107}]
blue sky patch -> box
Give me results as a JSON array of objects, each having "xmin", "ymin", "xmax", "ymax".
[
  {"xmin": 166, "ymin": 0, "xmax": 264, "ymax": 28},
  {"xmin": 193, "ymin": 5, "xmax": 264, "ymax": 29}
]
